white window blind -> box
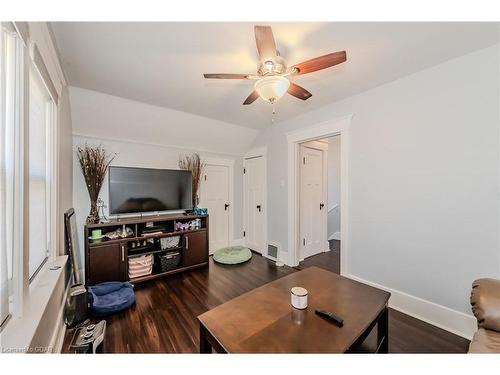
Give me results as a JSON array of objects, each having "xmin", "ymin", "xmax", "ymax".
[{"xmin": 28, "ymin": 66, "xmax": 53, "ymax": 280}]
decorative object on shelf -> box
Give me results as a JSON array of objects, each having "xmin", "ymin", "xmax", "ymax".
[
  {"xmin": 193, "ymin": 207, "xmax": 208, "ymax": 215},
  {"xmin": 120, "ymin": 225, "xmax": 134, "ymax": 238},
  {"xmin": 104, "ymin": 226, "xmax": 134, "ymax": 240},
  {"xmin": 175, "ymin": 222, "xmax": 190, "ymax": 231},
  {"xmin": 77, "ymin": 144, "xmax": 116, "ymax": 224},
  {"xmin": 91, "ymin": 229, "xmax": 103, "ymax": 240},
  {"xmin": 178, "ymin": 153, "xmax": 205, "ymax": 208},
  {"xmin": 189, "ymin": 218, "xmax": 201, "ymax": 229},
  {"xmin": 97, "ymin": 198, "xmax": 108, "ymax": 223}
]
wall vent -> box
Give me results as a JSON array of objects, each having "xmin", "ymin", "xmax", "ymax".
[{"xmin": 267, "ymin": 242, "xmax": 280, "ymax": 261}]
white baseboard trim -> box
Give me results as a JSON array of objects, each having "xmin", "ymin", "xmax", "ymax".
[
  {"xmin": 346, "ymin": 274, "xmax": 476, "ymax": 340},
  {"xmin": 231, "ymin": 238, "xmax": 245, "ymax": 246},
  {"xmin": 49, "ymin": 280, "xmax": 70, "ymax": 353},
  {"xmin": 328, "ymin": 232, "xmax": 341, "ymax": 241}
]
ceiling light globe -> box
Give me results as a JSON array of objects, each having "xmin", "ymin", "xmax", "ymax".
[{"xmin": 254, "ymin": 76, "xmax": 290, "ymax": 103}]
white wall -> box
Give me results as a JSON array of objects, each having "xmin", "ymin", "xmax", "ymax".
[
  {"xmin": 252, "ymin": 45, "xmax": 500, "ymax": 323},
  {"xmin": 70, "ymin": 87, "xmax": 256, "ymax": 275},
  {"xmin": 326, "ymin": 136, "xmax": 341, "ymax": 239},
  {"xmin": 70, "ymin": 86, "xmax": 259, "ymax": 156}
]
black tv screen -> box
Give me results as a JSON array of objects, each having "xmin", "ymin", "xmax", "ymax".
[{"xmin": 109, "ymin": 166, "xmax": 193, "ymax": 214}]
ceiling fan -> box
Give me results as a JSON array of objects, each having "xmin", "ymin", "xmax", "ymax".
[{"xmin": 203, "ymin": 25, "xmax": 347, "ymax": 105}]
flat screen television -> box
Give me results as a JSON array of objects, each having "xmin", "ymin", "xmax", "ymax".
[{"xmin": 108, "ymin": 166, "xmax": 193, "ymax": 215}]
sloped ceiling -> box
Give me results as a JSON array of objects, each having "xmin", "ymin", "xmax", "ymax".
[{"xmin": 52, "ymin": 22, "xmax": 500, "ymax": 129}]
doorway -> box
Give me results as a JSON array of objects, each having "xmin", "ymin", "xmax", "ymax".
[
  {"xmin": 199, "ymin": 160, "xmax": 234, "ymax": 254},
  {"xmin": 243, "ymin": 151, "xmax": 267, "ymax": 254},
  {"xmin": 299, "ymin": 140, "xmax": 328, "ymax": 260},
  {"xmin": 286, "ymin": 114, "xmax": 351, "ymax": 272},
  {"xmin": 298, "ymin": 135, "xmax": 342, "ymax": 273}
]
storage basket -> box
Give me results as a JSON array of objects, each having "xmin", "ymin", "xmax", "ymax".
[
  {"xmin": 160, "ymin": 236, "xmax": 180, "ymax": 250},
  {"xmin": 156, "ymin": 251, "xmax": 181, "ymax": 272},
  {"xmin": 128, "ymin": 254, "xmax": 153, "ymax": 279}
]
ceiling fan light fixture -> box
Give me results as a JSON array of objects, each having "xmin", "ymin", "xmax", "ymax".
[
  {"xmin": 254, "ymin": 76, "xmax": 290, "ymax": 103},
  {"xmin": 264, "ymin": 60, "xmax": 275, "ymax": 71}
]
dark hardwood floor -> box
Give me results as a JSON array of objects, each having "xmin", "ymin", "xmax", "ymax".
[
  {"xmin": 63, "ymin": 241, "xmax": 470, "ymax": 353},
  {"xmin": 297, "ymin": 239, "xmax": 340, "ymax": 274}
]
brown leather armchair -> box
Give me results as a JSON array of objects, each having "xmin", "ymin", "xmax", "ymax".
[{"xmin": 469, "ymin": 278, "xmax": 500, "ymax": 353}]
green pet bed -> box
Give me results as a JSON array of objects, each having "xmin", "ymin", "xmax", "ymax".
[{"xmin": 213, "ymin": 246, "xmax": 252, "ymax": 265}]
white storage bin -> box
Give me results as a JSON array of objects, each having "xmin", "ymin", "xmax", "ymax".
[
  {"xmin": 128, "ymin": 254, "xmax": 153, "ymax": 278},
  {"xmin": 160, "ymin": 236, "xmax": 180, "ymax": 250}
]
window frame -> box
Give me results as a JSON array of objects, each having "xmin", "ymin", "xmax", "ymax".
[
  {"xmin": 0, "ymin": 23, "xmax": 27, "ymax": 329},
  {"xmin": 0, "ymin": 23, "xmax": 60, "ymax": 332},
  {"xmin": 27, "ymin": 62, "xmax": 57, "ymax": 282}
]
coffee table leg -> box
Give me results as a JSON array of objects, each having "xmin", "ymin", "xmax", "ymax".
[
  {"xmin": 377, "ymin": 306, "xmax": 389, "ymax": 353},
  {"xmin": 200, "ymin": 324, "xmax": 212, "ymax": 354}
]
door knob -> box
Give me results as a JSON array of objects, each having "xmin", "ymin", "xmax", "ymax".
[
  {"xmin": 225, "ymin": 203, "xmax": 230, "ymax": 211},
  {"xmin": 256, "ymin": 205, "xmax": 262, "ymax": 212},
  {"xmin": 320, "ymin": 203, "xmax": 325, "ymax": 210}
]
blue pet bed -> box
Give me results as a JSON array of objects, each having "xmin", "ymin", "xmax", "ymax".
[{"xmin": 88, "ymin": 282, "xmax": 135, "ymax": 317}]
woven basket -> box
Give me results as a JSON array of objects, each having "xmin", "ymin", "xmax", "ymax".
[{"xmin": 157, "ymin": 251, "xmax": 181, "ymax": 272}]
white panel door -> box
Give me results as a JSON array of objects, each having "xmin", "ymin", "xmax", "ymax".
[
  {"xmin": 244, "ymin": 156, "xmax": 265, "ymax": 254},
  {"xmin": 199, "ymin": 165, "xmax": 230, "ymax": 254},
  {"xmin": 300, "ymin": 146, "xmax": 325, "ymax": 259}
]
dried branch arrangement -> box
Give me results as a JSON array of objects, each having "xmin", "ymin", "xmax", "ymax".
[
  {"xmin": 77, "ymin": 144, "xmax": 115, "ymax": 223},
  {"xmin": 178, "ymin": 153, "xmax": 205, "ymax": 208}
]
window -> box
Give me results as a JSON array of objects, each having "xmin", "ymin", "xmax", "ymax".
[
  {"xmin": 1, "ymin": 23, "xmax": 22, "ymax": 329},
  {"xmin": 1, "ymin": 22, "xmax": 58, "ymax": 332},
  {"xmin": 28, "ymin": 67, "xmax": 55, "ymax": 280}
]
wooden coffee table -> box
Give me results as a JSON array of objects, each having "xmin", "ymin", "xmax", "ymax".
[{"xmin": 198, "ymin": 266, "xmax": 390, "ymax": 353}]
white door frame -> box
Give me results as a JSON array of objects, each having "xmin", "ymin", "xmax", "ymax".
[
  {"xmin": 202, "ymin": 157, "xmax": 235, "ymax": 246},
  {"xmin": 286, "ymin": 115, "xmax": 352, "ymax": 274},
  {"xmin": 299, "ymin": 141, "xmax": 329, "ymax": 261},
  {"xmin": 243, "ymin": 146, "xmax": 268, "ymax": 256}
]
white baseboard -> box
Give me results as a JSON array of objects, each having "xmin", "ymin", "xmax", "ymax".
[
  {"xmin": 328, "ymin": 232, "xmax": 341, "ymax": 241},
  {"xmin": 49, "ymin": 280, "xmax": 70, "ymax": 353},
  {"xmin": 346, "ymin": 274, "xmax": 476, "ymax": 340},
  {"xmin": 231, "ymin": 238, "xmax": 245, "ymax": 246}
]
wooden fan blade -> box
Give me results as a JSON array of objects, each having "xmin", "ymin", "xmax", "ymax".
[
  {"xmin": 204, "ymin": 73, "xmax": 249, "ymax": 79},
  {"xmin": 288, "ymin": 82, "xmax": 312, "ymax": 100},
  {"xmin": 243, "ymin": 90, "xmax": 259, "ymax": 105},
  {"xmin": 292, "ymin": 51, "xmax": 346, "ymax": 75},
  {"xmin": 254, "ymin": 25, "xmax": 277, "ymax": 60}
]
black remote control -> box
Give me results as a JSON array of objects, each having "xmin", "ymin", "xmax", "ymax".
[{"xmin": 315, "ymin": 309, "xmax": 344, "ymax": 327}]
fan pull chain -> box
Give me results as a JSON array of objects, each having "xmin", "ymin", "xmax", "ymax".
[{"xmin": 271, "ymin": 103, "xmax": 276, "ymax": 123}]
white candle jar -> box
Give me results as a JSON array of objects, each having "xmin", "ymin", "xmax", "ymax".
[{"xmin": 291, "ymin": 287, "xmax": 308, "ymax": 309}]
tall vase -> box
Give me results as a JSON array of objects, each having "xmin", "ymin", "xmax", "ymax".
[
  {"xmin": 193, "ymin": 194, "xmax": 199, "ymax": 209},
  {"xmin": 87, "ymin": 199, "xmax": 100, "ymax": 224}
]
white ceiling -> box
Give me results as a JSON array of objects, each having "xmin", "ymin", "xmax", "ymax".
[{"xmin": 51, "ymin": 22, "xmax": 499, "ymax": 129}]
